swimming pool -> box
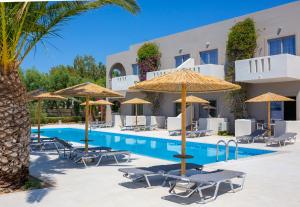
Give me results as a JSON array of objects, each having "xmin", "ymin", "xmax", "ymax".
[{"xmin": 32, "ymin": 128, "xmax": 274, "ymax": 165}]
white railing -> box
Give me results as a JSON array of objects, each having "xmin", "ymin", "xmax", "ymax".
[
  {"xmin": 235, "ymin": 54, "xmax": 300, "ymax": 83},
  {"xmin": 146, "ymin": 64, "xmax": 225, "ymax": 80},
  {"xmin": 111, "ymin": 75, "xmax": 140, "ymax": 91}
]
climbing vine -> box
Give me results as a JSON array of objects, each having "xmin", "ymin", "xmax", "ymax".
[
  {"xmin": 226, "ymin": 18, "xmax": 257, "ymax": 119},
  {"xmin": 145, "ymin": 92, "xmax": 161, "ymax": 115},
  {"xmin": 137, "ymin": 42, "xmax": 161, "ymax": 81},
  {"xmin": 137, "ymin": 43, "xmax": 161, "ymax": 114}
]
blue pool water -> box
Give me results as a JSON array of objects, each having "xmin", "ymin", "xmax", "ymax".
[{"xmin": 32, "ymin": 128, "xmax": 274, "ymax": 165}]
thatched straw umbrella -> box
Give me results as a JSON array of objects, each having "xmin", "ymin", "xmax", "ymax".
[
  {"xmin": 130, "ymin": 69, "xmax": 240, "ymax": 174},
  {"xmin": 81, "ymin": 100, "xmax": 113, "ymax": 121},
  {"xmin": 54, "ymin": 82, "xmax": 122, "ymax": 152},
  {"xmin": 246, "ymin": 92, "xmax": 294, "ymax": 136},
  {"xmin": 175, "ymin": 95, "xmax": 209, "ymax": 131},
  {"xmin": 28, "ymin": 90, "xmax": 67, "ymax": 143},
  {"xmin": 122, "ymin": 98, "xmax": 151, "ymax": 128}
]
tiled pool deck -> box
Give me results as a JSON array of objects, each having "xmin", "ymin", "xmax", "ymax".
[{"xmin": 0, "ymin": 124, "xmax": 299, "ymax": 207}]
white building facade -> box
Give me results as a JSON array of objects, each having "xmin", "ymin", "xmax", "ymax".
[{"xmin": 105, "ymin": 1, "xmax": 300, "ymax": 132}]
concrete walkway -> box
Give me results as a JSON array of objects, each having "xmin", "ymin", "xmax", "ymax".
[{"xmin": 0, "ymin": 124, "xmax": 300, "ymax": 207}]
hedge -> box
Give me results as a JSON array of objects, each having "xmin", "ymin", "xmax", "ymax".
[{"xmin": 44, "ymin": 116, "xmax": 83, "ymax": 124}]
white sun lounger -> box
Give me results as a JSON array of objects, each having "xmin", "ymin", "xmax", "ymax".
[
  {"xmin": 119, "ymin": 163, "xmax": 203, "ymax": 187},
  {"xmin": 29, "ymin": 137, "xmax": 57, "ymax": 152},
  {"xmin": 236, "ymin": 129, "xmax": 267, "ymax": 143},
  {"xmin": 266, "ymin": 132, "xmax": 297, "ymax": 147},
  {"xmin": 166, "ymin": 169, "xmax": 246, "ymax": 203},
  {"xmin": 96, "ymin": 150, "xmax": 131, "ymax": 166}
]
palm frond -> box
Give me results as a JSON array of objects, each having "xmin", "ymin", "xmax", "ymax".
[{"xmin": 0, "ymin": 0, "xmax": 140, "ymax": 75}]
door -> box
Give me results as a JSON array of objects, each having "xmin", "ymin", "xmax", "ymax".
[{"xmin": 284, "ymin": 97, "xmax": 296, "ymax": 120}]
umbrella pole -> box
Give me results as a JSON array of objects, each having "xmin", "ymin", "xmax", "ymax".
[
  {"xmin": 181, "ymin": 83, "xmax": 187, "ymax": 175},
  {"xmin": 190, "ymin": 104, "xmax": 193, "ymax": 131},
  {"xmin": 267, "ymin": 101, "xmax": 271, "ymax": 137},
  {"xmin": 85, "ymin": 97, "xmax": 90, "ymax": 153},
  {"xmin": 135, "ymin": 104, "xmax": 138, "ymax": 128},
  {"xmin": 101, "ymin": 105, "xmax": 103, "ymax": 122},
  {"xmin": 89, "ymin": 105, "xmax": 92, "ymax": 121},
  {"xmin": 37, "ymin": 100, "xmax": 41, "ymax": 143}
]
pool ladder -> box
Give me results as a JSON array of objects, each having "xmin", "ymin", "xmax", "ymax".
[{"xmin": 216, "ymin": 139, "xmax": 238, "ymax": 162}]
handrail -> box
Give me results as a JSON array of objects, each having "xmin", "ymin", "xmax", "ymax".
[
  {"xmin": 216, "ymin": 139, "xmax": 238, "ymax": 162},
  {"xmin": 216, "ymin": 140, "xmax": 227, "ymax": 161},
  {"xmin": 227, "ymin": 139, "xmax": 238, "ymax": 160}
]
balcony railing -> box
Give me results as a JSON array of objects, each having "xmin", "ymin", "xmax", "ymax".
[
  {"xmin": 235, "ymin": 54, "xmax": 300, "ymax": 83},
  {"xmin": 146, "ymin": 64, "xmax": 225, "ymax": 80},
  {"xmin": 111, "ymin": 75, "xmax": 140, "ymax": 91}
]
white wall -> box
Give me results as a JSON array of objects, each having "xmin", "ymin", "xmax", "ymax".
[
  {"xmin": 125, "ymin": 116, "xmax": 146, "ymax": 126},
  {"xmin": 167, "ymin": 105, "xmax": 192, "ymax": 131},
  {"xmin": 274, "ymin": 120, "xmax": 300, "ymax": 138},
  {"xmin": 198, "ymin": 118, "xmax": 228, "ymax": 134},
  {"xmin": 111, "ymin": 75, "xmax": 140, "ymax": 91},
  {"xmin": 112, "ymin": 114, "xmax": 123, "ymax": 128},
  {"xmin": 235, "ymin": 54, "xmax": 300, "ymax": 83},
  {"xmin": 146, "ymin": 63, "xmax": 224, "ymax": 80},
  {"xmin": 149, "ymin": 116, "xmax": 166, "ymax": 128},
  {"xmin": 235, "ymin": 119, "xmax": 256, "ymax": 137}
]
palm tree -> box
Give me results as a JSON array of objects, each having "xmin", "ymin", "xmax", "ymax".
[{"xmin": 0, "ymin": 1, "xmax": 139, "ymax": 191}]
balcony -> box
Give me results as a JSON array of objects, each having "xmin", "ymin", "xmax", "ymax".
[
  {"xmin": 111, "ymin": 75, "xmax": 140, "ymax": 91},
  {"xmin": 235, "ymin": 54, "xmax": 300, "ymax": 83},
  {"xmin": 146, "ymin": 64, "xmax": 225, "ymax": 80}
]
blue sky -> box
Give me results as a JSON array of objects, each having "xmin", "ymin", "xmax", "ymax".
[{"xmin": 21, "ymin": 0, "xmax": 297, "ymax": 72}]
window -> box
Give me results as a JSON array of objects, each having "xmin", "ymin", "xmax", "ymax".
[
  {"xmin": 268, "ymin": 35, "xmax": 296, "ymax": 56},
  {"xmin": 132, "ymin": 104, "xmax": 143, "ymax": 115},
  {"xmin": 132, "ymin": 64, "xmax": 140, "ymax": 75},
  {"xmin": 200, "ymin": 49, "xmax": 218, "ymax": 64},
  {"xmin": 175, "ymin": 54, "xmax": 190, "ymax": 67},
  {"xmin": 111, "ymin": 101, "xmax": 120, "ymax": 113}
]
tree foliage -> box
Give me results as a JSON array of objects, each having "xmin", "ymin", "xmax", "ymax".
[
  {"xmin": 73, "ymin": 55, "xmax": 106, "ymax": 83},
  {"xmin": 22, "ymin": 55, "xmax": 107, "ymax": 116},
  {"xmin": 22, "ymin": 55, "xmax": 106, "ymax": 92},
  {"xmin": 226, "ymin": 18, "xmax": 257, "ymax": 119},
  {"xmin": 137, "ymin": 42, "xmax": 161, "ymax": 81},
  {"xmin": 22, "ymin": 68, "xmax": 48, "ymax": 91}
]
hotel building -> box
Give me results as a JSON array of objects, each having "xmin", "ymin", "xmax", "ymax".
[{"xmin": 105, "ymin": 1, "xmax": 300, "ymax": 132}]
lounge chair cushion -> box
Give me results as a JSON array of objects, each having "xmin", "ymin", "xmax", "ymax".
[
  {"xmin": 188, "ymin": 170, "xmax": 245, "ymax": 184},
  {"xmin": 119, "ymin": 163, "xmax": 202, "ymax": 175}
]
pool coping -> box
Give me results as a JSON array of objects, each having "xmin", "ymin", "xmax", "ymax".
[{"xmin": 32, "ymin": 126, "xmax": 282, "ymax": 166}]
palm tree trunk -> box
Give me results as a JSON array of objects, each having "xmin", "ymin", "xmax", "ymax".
[{"xmin": 0, "ymin": 69, "xmax": 30, "ymax": 192}]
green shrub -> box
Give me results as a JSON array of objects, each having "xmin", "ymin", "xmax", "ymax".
[
  {"xmin": 218, "ymin": 131, "xmax": 232, "ymax": 136},
  {"xmin": 45, "ymin": 116, "xmax": 82, "ymax": 124},
  {"xmin": 24, "ymin": 179, "xmax": 42, "ymax": 190},
  {"xmin": 137, "ymin": 42, "xmax": 160, "ymax": 61}
]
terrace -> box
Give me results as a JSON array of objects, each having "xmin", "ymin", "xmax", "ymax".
[
  {"xmin": 110, "ymin": 58, "xmax": 225, "ymax": 91},
  {"xmin": 235, "ymin": 54, "xmax": 300, "ymax": 83},
  {"xmin": 0, "ymin": 124, "xmax": 299, "ymax": 207}
]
